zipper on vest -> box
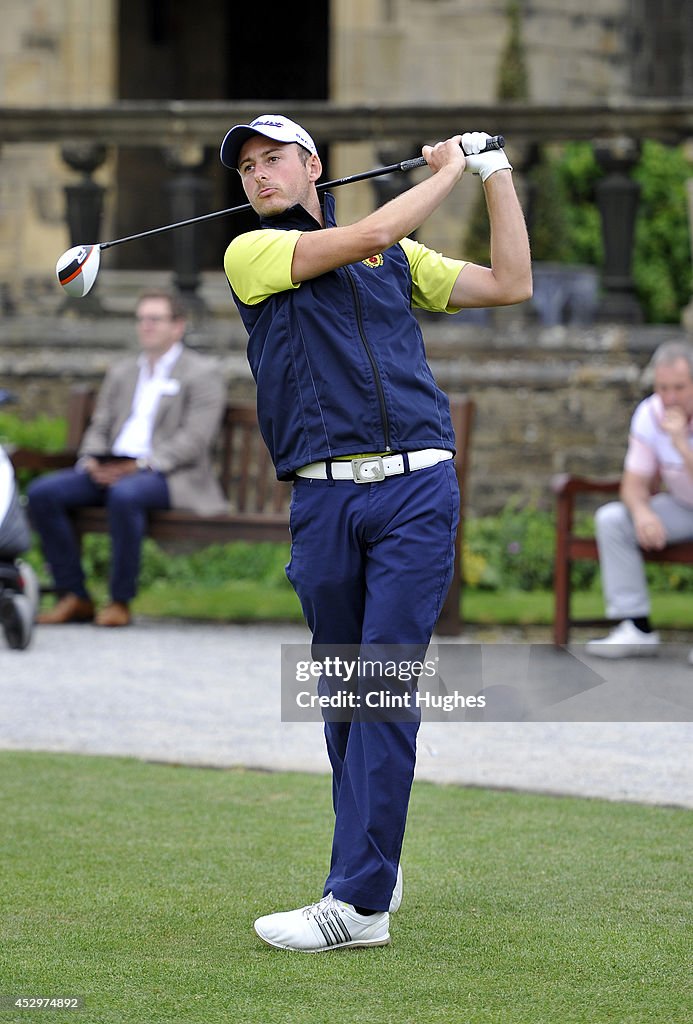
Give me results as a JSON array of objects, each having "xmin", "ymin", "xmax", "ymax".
[{"xmin": 344, "ymin": 267, "xmax": 391, "ymax": 451}]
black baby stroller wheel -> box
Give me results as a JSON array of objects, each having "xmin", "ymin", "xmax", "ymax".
[{"xmin": 0, "ymin": 592, "xmax": 33, "ymax": 649}]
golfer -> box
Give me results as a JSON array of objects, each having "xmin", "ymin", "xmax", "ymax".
[{"xmin": 221, "ymin": 114, "xmax": 532, "ymax": 952}]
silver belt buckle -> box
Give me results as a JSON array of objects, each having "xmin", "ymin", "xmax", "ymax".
[{"xmin": 351, "ymin": 455, "xmax": 386, "ymax": 483}]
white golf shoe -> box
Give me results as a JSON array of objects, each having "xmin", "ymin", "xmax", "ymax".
[
  {"xmin": 254, "ymin": 892, "xmax": 390, "ymax": 952},
  {"xmin": 585, "ymin": 620, "xmax": 660, "ymax": 659},
  {"xmin": 389, "ymin": 864, "xmax": 403, "ymax": 913}
]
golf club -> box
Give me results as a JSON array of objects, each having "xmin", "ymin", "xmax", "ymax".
[{"xmin": 56, "ymin": 134, "xmax": 505, "ymax": 297}]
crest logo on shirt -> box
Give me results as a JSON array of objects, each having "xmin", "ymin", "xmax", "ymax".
[{"xmin": 362, "ymin": 254, "xmax": 384, "ymax": 268}]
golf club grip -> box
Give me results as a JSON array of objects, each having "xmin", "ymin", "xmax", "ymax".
[{"xmin": 399, "ymin": 134, "xmax": 505, "ymax": 173}]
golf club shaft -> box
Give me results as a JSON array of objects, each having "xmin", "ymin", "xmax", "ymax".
[{"xmin": 99, "ymin": 134, "xmax": 505, "ymax": 251}]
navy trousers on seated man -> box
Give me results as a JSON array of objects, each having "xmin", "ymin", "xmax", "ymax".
[{"xmin": 28, "ymin": 467, "xmax": 169, "ymax": 605}]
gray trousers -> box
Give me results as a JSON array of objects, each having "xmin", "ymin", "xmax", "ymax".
[{"xmin": 594, "ymin": 494, "xmax": 693, "ymax": 619}]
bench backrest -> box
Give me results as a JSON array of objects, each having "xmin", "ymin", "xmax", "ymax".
[
  {"xmin": 217, "ymin": 403, "xmax": 291, "ymax": 513},
  {"xmin": 64, "ymin": 385, "xmax": 474, "ymax": 518}
]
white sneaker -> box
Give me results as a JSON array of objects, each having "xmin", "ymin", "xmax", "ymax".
[
  {"xmin": 254, "ymin": 892, "xmax": 390, "ymax": 952},
  {"xmin": 585, "ymin": 620, "xmax": 660, "ymax": 659},
  {"xmin": 389, "ymin": 864, "xmax": 403, "ymax": 913}
]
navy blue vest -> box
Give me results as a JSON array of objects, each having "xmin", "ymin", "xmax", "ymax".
[{"xmin": 231, "ymin": 193, "xmax": 455, "ymax": 479}]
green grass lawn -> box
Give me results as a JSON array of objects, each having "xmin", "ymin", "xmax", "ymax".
[
  {"xmin": 132, "ymin": 580, "xmax": 693, "ymax": 633},
  {"xmin": 26, "ymin": 531, "xmax": 692, "ymax": 631},
  {"xmin": 1, "ymin": 752, "xmax": 690, "ymax": 1024},
  {"xmin": 133, "ymin": 578, "xmax": 305, "ymax": 623}
]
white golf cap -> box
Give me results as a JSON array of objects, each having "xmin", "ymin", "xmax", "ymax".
[{"xmin": 220, "ymin": 114, "xmax": 318, "ymax": 169}]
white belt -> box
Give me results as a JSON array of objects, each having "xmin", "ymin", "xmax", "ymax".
[{"xmin": 295, "ymin": 449, "xmax": 453, "ymax": 483}]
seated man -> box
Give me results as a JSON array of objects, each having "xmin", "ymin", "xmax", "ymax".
[
  {"xmin": 586, "ymin": 341, "xmax": 693, "ymax": 660},
  {"xmin": 29, "ymin": 289, "xmax": 227, "ymax": 627}
]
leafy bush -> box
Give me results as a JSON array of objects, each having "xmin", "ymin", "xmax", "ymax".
[
  {"xmin": 463, "ymin": 499, "xmax": 598, "ymax": 592},
  {"xmin": 463, "ymin": 497, "xmax": 693, "ymax": 594},
  {"xmin": 633, "ymin": 141, "xmax": 693, "ymax": 324},
  {"xmin": 0, "ymin": 412, "xmax": 67, "ymax": 452},
  {"xmin": 645, "ymin": 560, "xmax": 693, "ymax": 593},
  {"xmin": 27, "ymin": 500, "xmax": 693, "ymax": 600},
  {"xmin": 523, "ymin": 140, "xmax": 692, "ymax": 323},
  {"xmin": 75, "ymin": 535, "xmax": 293, "ymax": 594},
  {"xmin": 533, "ymin": 141, "xmax": 604, "ymax": 267}
]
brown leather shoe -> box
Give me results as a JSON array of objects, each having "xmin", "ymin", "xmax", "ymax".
[
  {"xmin": 95, "ymin": 602, "xmax": 131, "ymax": 627},
  {"xmin": 37, "ymin": 593, "xmax": 95, "ymax": 624}
]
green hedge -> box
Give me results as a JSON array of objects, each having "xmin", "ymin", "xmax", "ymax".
[
  {"xmin": 530, "ymin": 140, "xmax": 692, "ymax": 324},
  {"xmin": 465, "ymin": 139, "xmax": 692, "ymax": 323},
  {"xmin": 7, "ymin": 408, "xmax": 691, "ymax": 594},
  {"xmin": 0, "ymin": 411, "xmax": 67, "ymax": 452},
  {"xmin": 29, "ymin": 500, "xmax": 693, "ymax": 597},
  {"xmin": 464, "ymin": 499, "xmax": 693, "ymax": 593}
]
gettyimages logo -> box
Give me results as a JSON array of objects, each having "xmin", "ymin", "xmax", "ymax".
[
  {"xmin": 291, "ymin": 651, "xmax": 485, "ymax": 718},
  {"xmin": 280, "ymin": 643, "xmax": 693, "ymax": 723}
]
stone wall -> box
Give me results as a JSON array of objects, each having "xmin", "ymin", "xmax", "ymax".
[
  {"xmin": 1, "ymin": 0, "xmax": 640, "ymax": 305},
  {"xmin": 332, "ymin": 0, "xmax": 630, "ymax": 106},
  {"xmin": 1, "ymin": 306, "xmax": 685, "ymax": 516},
  {"xmin": 331, "ymin": 0, "xmax": 632, "ymax": 251},
  {"xmin": 2, "ymin": 0, "xmax": 687, "ymax": 507},
  {"xmin": 0, "ymin": 0, "xmax": 117, "ymax": 309}
]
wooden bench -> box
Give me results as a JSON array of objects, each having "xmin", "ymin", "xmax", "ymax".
[
  {"xmin": 11, "ymin": 386, "xmax": 475, "ymax": 635},
  {"xmin": 552, "ymin": 472, "xmax": 693, "ymax": 645}
]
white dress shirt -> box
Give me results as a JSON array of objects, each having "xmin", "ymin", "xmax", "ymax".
[
  {"xmin": 625, "ymin": 393, "xmax": 693, "ymax": 509},
  {"xmin": 111, "ymin": 342, "xmax": 183, "ymax": 460}
]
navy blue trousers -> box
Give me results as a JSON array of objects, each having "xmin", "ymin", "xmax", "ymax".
[
  {"xmin": 286, "ymin": 460, "xmax": 459, "ymax": 911},
  {"xmin": 27, "ymin": 468, "xmax": 170, "ymax": 603}
]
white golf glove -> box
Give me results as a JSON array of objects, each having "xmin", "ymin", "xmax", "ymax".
[{"xmin": 461, "ymin": 132, "xmax": 512, "ymax": 182}]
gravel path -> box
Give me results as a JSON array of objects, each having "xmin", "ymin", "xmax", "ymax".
[{"xmin": 1, "ymin": 619, "xmax": 691, "ymax": 808}]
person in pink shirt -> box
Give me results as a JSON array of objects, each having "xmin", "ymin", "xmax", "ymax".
[{"xmin": 586, "ymin": 341, "xmax": 693, "ymax": 660}]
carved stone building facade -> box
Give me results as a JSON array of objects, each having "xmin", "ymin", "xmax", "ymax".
[
  {"xmin": 1, "ymin": 2, "xmax": 117, "ymax": 309},
  {"xmin": 1, "ymin": 2, "xmax": 692, "ymax": 513},
  {"xmin": 2, "ymin": 0, "xmax": 685, "ymax": 307}
]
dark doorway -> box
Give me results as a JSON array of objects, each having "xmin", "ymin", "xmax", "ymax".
[
  {"xmin": 115, "ymin": 0, "xmax": 329, "ymax": 270},
  {"xmin": 629, "ymin": 0, "xmax": 693, "ymax": 97}
]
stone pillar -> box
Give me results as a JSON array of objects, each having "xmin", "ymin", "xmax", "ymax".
[
  {"xmin": 60, "ymin": 143, "xmax": 108, "ymax": 314},
  {"xmin": 515, "ymin": 142, "xmax": 541, "ymax": 244},
  {"xmin": 163, "ymin": 144, "xmax": 212, "ymax": 318},
  {"xmin": 369, "ymin": 142, "xmax": 420, "ymax": 231},
  {"xmin": 594, "ymin": 137, "xmax": 643, "ymax": 323}
]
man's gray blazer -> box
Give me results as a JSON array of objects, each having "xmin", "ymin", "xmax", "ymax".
[{"xmin": 78, "ymin": 346, "xmax": 228, "ymax": 515}]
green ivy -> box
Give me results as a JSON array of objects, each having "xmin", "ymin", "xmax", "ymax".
[
  {"xmin": 527, "ymin": 140, "xmax": 692, "ymax": 323},
  {"xmin": 541, "ymin": 141, "xmax": 603, "ymax": 267},
  {"xmin": 633, "ymin": 141, "xmax": 693, "ymax": 323}
]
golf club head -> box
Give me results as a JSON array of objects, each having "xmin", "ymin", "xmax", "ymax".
[{"xmin": 55, "ymin": 243, "xmax": 100, "ymax": 297}]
